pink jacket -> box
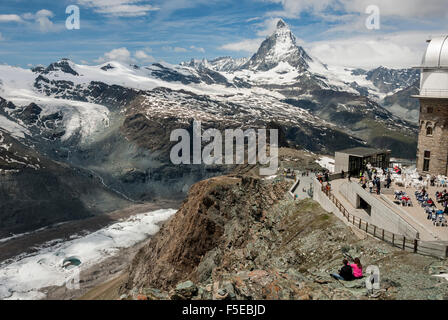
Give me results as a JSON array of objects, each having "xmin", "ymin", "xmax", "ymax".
[{"xmin": 350, "ymin": 264, "xmax": 363, "ymax": 278}]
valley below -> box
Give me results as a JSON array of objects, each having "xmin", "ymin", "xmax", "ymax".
[{"xmin": 0, "ymin": 200, "xmax": 180, "ymax": 300}]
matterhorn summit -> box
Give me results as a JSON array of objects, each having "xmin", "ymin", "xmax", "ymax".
[{"xmin": 242, "ymin": 19, "xmax": 313, "ymax": 72}]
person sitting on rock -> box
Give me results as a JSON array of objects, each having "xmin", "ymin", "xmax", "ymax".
[
  {"xmin": 330, "ymin": 259, "xmax": 354, "ymax": 281},
  {"xmin": 350, "ymin": 258, "xmax": 363, "ymax": 279}
]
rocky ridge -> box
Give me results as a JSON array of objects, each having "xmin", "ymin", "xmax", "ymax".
[{"xmin": 119, "ymin": 175, "xmax": 448, "ymax": 300}]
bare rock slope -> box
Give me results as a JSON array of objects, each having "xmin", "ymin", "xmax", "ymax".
[{"xmin": 120, "ymin": 176, "xmax": 448, "ymax": 300}]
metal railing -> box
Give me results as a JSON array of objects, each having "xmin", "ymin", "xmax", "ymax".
[
  {"xmin": 320, "ymin": 184, "xmax": 448, "ymax": 259},
  {"xmin": 418, "ymin": 89, "xmax": 448, "ymax": 98}
]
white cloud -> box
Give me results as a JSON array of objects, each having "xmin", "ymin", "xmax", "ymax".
[
  {"xmin": 95, "ymin": 47, "xmax": 135, "ymax": 64},
  {"xmin": 173, "ymin": 47, "xmax": 188, "ymax": 53},
  {"xmin": 190, "ymin": 45, "xmax": 205, "ymax": 53},
  {"xmin": 135, "ymin": 49, "xmax": 155, "ymax": 63},
  {"xmin": 20, "ymin": 9, "xmax": 59, "ymax": 33},
  {"xmin": 95, "ymin": 47, "xmax": 156, "ymax": 64},
  {"xmin": 162, "ymin": 46, "xmax": 188, "ymax": 53},
  {"xmin": 306, "ymin": 31, "xmax": 433, "ymax": 69},
  {"xmin": 342, "ymin": 0, "xmax": 448, "ymax": 19},
  {"xmin": 162, "ymin": 45, "xmax": 205, "ymax": 54},
  {"xmin": 35, "ymin": 10, "xmax": 55, "ymax": 33},
  {"xmin": 265, "ymin": 0, "xmax": 448, "ymax": 19},
  {"xmin": 254, "ymin": 17, "xmax": 282, "ymax": 37},
  {"xmin": 0, "ymin": 14, "xmax": 24, "ymax": 23},
  {"xmin": 219, "ymin": 38, "xmax": 264, "ymax": 53},
  {"xmin": 77, "ymin": 0, "xmax": 159, "ymax": 17},
  {"xmin": 265, "ymin": 0, "xmax": 334, "ymax": 18}
]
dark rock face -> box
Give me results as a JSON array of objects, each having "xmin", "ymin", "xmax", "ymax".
[
  {"xmin": 147, "ymin": 63, "xmax": 231, "ymax": 87},
  {"xmin": 383, "ymin": 80, "xmax": 420, "ymax": 111},
  {"xmin": 20, "ymin": 103, "xmax": 42, "ymax": 125},
  {"xmin": 40, "ymin": 59, "xmax": 79, "ymax": 76},
  {"xmin": 148, "ymin": 64, "xmax": 201, "ymax": 85},
  {"xmin": 100, "ymin": 64, "xmax": 115, "ymax": 71},
  {"xmin": 0, "ymin": 97, "xmax": 16, "ymax": 110},
  {"xmin": 366, "ymin": 67, "xmax": 420, "ymax": 93},
  {"xmin": 0, "ymin": 132, "xmax": 130, "ymax": 237},
  {"xmin": 34, "ymin": 77, "xmax": 140, "ymax": 110},
  {"xmin": 121, "ymin": 176, "xmax": 290, "ymax": 291},
  {"xmin": 282, "ymin": 90, "xmax": 418, "ymax": 159}
]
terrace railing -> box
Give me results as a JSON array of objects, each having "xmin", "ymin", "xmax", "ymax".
[{"xmin": 320, "ymin": 184, "xmax": 448, "ymax": 259}]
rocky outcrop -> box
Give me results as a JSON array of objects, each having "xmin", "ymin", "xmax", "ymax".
[
  {"xmin": 121, "ymin": 176, "xmax": 289, "ymax": 292},
  {"xmin": 120, "ymin": 175, "xmax": 448, "ymax": 300}
]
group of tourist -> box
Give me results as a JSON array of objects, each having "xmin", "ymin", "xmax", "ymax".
[
  {"xmin": 430, "ymin": 175, "xmax": 448, "ymax": 188},
  {"xmin": 415, "ymin": 188, "xmax": 448, "ymax": 227},
  {"xmin": 346, "ymin": 163, "xmax": 393, "ymax": 196},
  {"xmin": 436, "ymin": 190, "xmax": 448, "ymax": 207},
  {"xmin": 330, "ymin": 258, "xmax": 363, "ymax": 281},
  {"xmin": 394, "ymin": 191, "xmax": 413, "ymax": 207},
  {"xmin": 283, "ymin": 168, "xmax": 296, "ymax": 179},
  {"xmin": 317, "ymin": 171, "xmax": 330, "ymax": 184}
]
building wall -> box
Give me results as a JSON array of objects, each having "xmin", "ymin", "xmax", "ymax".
[
  {"xmin": 337, "ymin": 181, "xmax": 419, "ymax": 239},
  {"xmin": 416, "ymin": 98, "xmax": 448, "ymax": 176},
  {"xmin": 334, "ymin": 152, "xmax": 349, "ymax": 173},
  {"xmin": 313, "ymin": 179, "xmax": 419, "ymax": 239}
]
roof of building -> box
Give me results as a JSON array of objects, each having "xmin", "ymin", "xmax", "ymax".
[
  {"xmin": 414, "ymin": 35, "xmax": 448, "ymax": 98},
  {"xmin": 420, "ymin": 35, "xmax": 448, "ymax": 68},
  {"xmin": 335, "ymin": 147, "xmax": 390, "ymax": 157}
]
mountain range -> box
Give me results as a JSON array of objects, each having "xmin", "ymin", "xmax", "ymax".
[{"xmin": 0, "ymin": 19, "xmax": 420, "ymax": 236}]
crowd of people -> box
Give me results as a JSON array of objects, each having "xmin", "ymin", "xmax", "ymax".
[
  {"xmin": 394, "ymin": 188, "xmax": 448, "ymax": 227},
  {"xmin": 282, "ymin": 168, "xmax": 296, "ymax": 179},
  {"xmin": 394, "ymin": 191, "xmax": 413, "ymax": 207},
  {"xmin": 354, "ymin": 163, "xmax": 392, "ymax": 196},
  {"xmin": 419, "ymin": 189, "xmax": 448, "ymax": 227}
]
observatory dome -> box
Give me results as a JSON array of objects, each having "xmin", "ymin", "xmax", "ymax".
[{"xmin": 419, "ymin": 36, "xmax": 448, "ymax": 97}]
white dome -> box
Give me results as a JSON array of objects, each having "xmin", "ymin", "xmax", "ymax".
[
  {"xmin": 419, "ymin": 35, "xmax": 448, "ymax": 97},
  {"xmin": 421, "ymin": 36, "xmax": 448, "ymax": 68}
]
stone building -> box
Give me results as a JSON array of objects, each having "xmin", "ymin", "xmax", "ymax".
[
  {"xmin": 414, "ymin": 36, "xmax": 448, "ymax": 176},
  {"xmin": 335, "ymin": 147, "xmax": 390, "ymax": 175}
]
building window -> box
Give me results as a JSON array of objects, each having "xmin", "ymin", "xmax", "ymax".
[
  {"xmin": 423, "ymin": 150, "xmax": 431, "ymax": 172},
  {"xmin": 427, "ymin": 106, "xmax": 434, "ymax": 113},
  {"xmin": 423, "ymin": 159, "xmax": 430, "ymax": 172},
  {"xmin": 426, "ymin": 126, "xmax": 433, "ymax": 136}
]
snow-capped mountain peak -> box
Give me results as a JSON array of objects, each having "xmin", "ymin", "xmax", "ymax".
[
  {"xmin": 276, "ymin": 18, "xmax": 287, "ymax": 29},
  {"xmin": 242, "ymin": 19, "xmax": 312, "ymax": 72},
  {"xmin": 36, "ymin": 58, "xmax": 79, "ymax": 76}
]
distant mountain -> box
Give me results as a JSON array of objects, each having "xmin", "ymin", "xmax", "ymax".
[
  {"xmin": 181, "ymin": 57, "xmax": 248, "ymax": 73},
  {"xmin": 366, "ymin": 66, "xmax": 420, "ymax": 93},
  {"xmin": 241, "ymin": 19, "xmax": 315, "ymax": 72},
  {"xmin": 382, "ymin": 80, "xmax": 420, "ymax": 123},
  {"xmin": 0, "ymin": 19, "xmax": 421, "ymax": 235}
]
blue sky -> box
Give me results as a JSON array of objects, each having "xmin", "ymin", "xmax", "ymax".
[{"xmin": 0, "ymin": 0, "xmax": 447, "ymax": 69}]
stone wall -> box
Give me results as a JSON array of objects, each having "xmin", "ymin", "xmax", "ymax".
[
  {"xmin": 416, "ymin": 98, "xmax": 448, "ymax": 176},
  {"xmin": 337, "ymin": 181, "xmax": 419, "ymax": 239}
]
